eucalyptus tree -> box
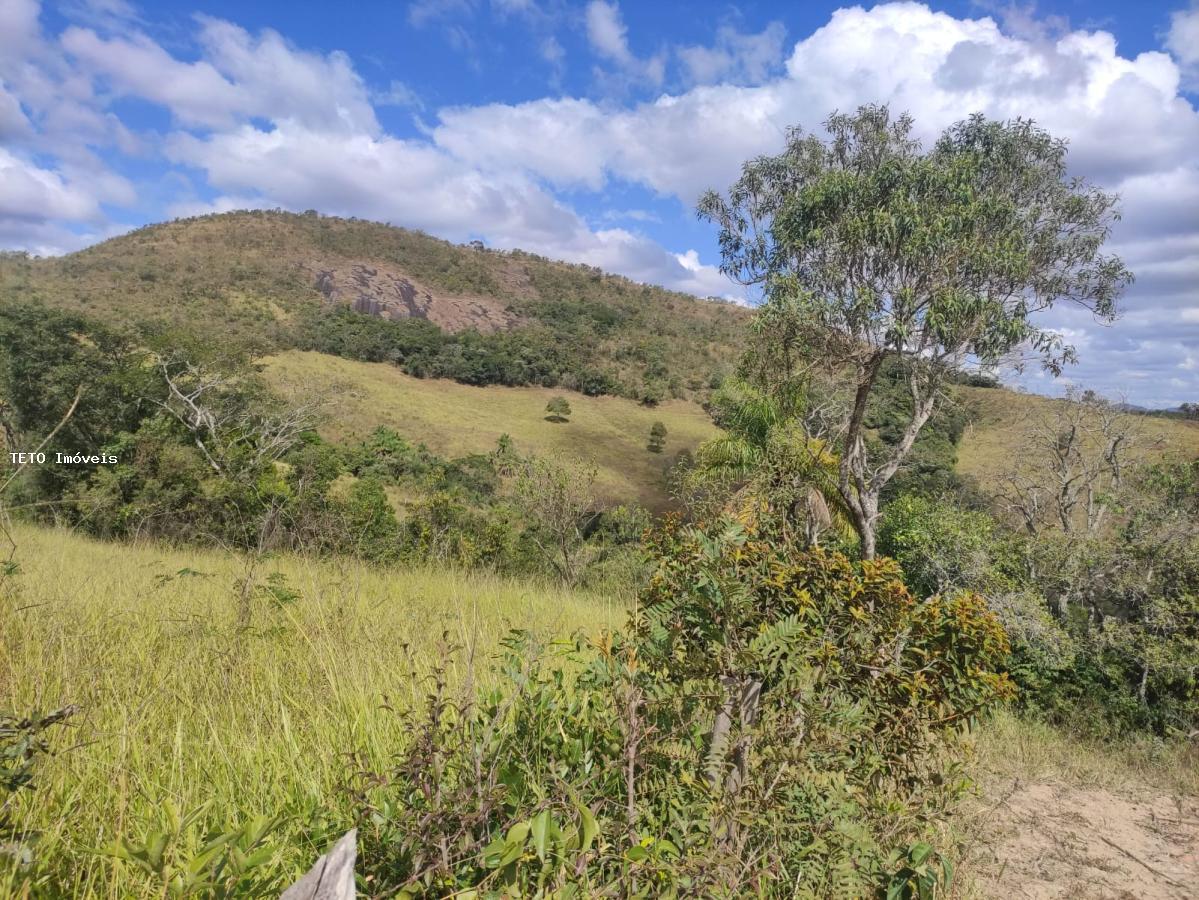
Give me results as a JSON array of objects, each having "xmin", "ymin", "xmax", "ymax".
[{"xmin": 700, "ymin": 105, "xmax": 1131, "ymax": 557}]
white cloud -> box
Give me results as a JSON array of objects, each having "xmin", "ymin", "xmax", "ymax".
[
  {"xmin": 407, "ymin": 0, "xmax": 475, "ymax": 27},
  {"xmin": 60, "ymin": 0, "xmax": 143, "ymax": 30},
  {"xmin": 0, "ymin": 83, "xmax": 33, "ymax": 140},
  {"xmin": 436, "ymin": 3, "xmax": 1199, "ymax": 200},
  {"xmin": 677, "ymin": 21, "xmax": 786, "ymax": 86},
  {"xmin": 540, "ymin": 35, "xmax": 565, "ymax": 71},
  {"xmin": 1166, "ymin": 4, "xmax": 1199, "ymax": 70},
  {"xmin": 0, "ymin": 146, "xmax": 106, "ymax": 223},
  {"xmin": 492, "ymin": 0, "xmax": 535, "ymax": 13},
  {"xmin": 194, "ymin": 17, "xmax": 378, "ymax": 133},
  {"xmin": 62, "ymin": 19, "xmax": 379, "ymax": 133},
  {"xmin": 584, "ymin": 1, "xmax": 664, "ymax": 87},
  {"xmin": 0, "ymin": 0, "xmax": 41, "ymax": 60},
  {"xmin": 68, "ymin": 29, "xmax": 241, "ymax": 129},
  {"xmin": 374, "ymin": 80, "xmax": 423, "ymax": 110},
  {"xmin": 585, "ymin": 1, "xmax": 631, "ymax": 64}
]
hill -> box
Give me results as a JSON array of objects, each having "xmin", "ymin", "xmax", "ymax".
[
  {"xmin": 264, "ymin": 349, "xmax": 719, "ymax": 509},
  {"xmin": 956, "ymin": 384, "xmax": 1199, "ymax": 491},
  {"xmin": 3, "ymin": 209, "xmax": 1195, "ymax": 510},
  {"xmin": 0, "ymin": 210, "xmax": 748, "ymax": 403}
]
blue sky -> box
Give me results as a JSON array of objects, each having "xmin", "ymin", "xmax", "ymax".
[{"xmin": 2, "ymin": 0, "xmax": 1198, "ymax": 406}]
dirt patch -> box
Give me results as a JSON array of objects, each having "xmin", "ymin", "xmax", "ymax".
[
  {"xmin": 305, "ymin": 259, "xmax": 521, "ymax": 333},
  {"xmin": 962, "ymin": 777, "xmax": 1199, "ymax": 899}
]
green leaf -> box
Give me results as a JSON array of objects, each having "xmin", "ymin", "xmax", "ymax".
[
  {"xmin": 908, "ymin": 842, "xmax": 933, "ymax": 866},
  {"xmin": 144, "ymin": 832, "xmax": 169, "ymax": 870},
  {"xmin": 531, "ymin": 809, "xmax": 552, "ymax": 862},
  {"xmin": 578, "ymin": 805, "xmax": 599, "ymax": 854},
  {"xmin": 506, "ymin": 821, "xmax": 531, "ymax": 848}
]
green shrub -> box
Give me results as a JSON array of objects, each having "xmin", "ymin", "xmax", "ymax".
[
  {"xmin": 878, "ymin": 494, "xmax": 1075, "ymax": 706},
  {"xmin": 356, "ymin": 520, "xmax": 1013, "ymax": 896}
]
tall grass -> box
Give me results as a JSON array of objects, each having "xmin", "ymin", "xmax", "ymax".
[
  {"xmin": 0, "ymin": 524, "xmax": 622, "ymax": 897},
  {"xmin": 970, "ymin": 707, "xmax": 1199, "ymax": 796}
]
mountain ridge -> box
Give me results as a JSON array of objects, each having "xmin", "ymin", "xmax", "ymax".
[{"xmin": 0, "ymin": 209, "xmax": 748, "ymax": 403}]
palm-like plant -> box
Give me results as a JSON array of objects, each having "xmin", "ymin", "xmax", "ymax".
[{"xmin": 688, "ymin": 377, "xmax": 852, "ymax": 548}]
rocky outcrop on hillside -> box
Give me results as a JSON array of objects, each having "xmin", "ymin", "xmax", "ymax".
[{"xmin": 307, "ymin": 260, "xmax": 521, "ymax": 333}]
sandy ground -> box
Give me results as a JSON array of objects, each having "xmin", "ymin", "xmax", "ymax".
[{"xmin": 961, "ymin": 777, "xmax": 1199, "ymax": 899}]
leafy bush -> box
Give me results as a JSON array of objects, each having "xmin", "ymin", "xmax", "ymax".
[
  {"xmin": 878, "ymin": 495, "xmax": 1074, "ymax": 702},
  {"xmin": 99, "ymin": 805, "xmax": 289, "ymax": 898},
  {"xmin": 1032, "ymin": 461, "xmax": 1199, "ymax": 737},
  {"xmin": 880, "ymin": 478, "xmax": 1199, "ymax": 739},
  {"xmin": 355, "ymin": 520, "xmax": 1013, "ymax": 896},
  {"xmin": 878, "ymin": 494, "xmax": 1020, "ymax": 598}
]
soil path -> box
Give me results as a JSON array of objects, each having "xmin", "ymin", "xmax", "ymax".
[{"xmin": 963, "ymin": 777, "xmax": 1198, "ymax": 898}]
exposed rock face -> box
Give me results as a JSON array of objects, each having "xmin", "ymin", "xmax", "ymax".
[{"xmin": 308, "ymin": 261, "xmax": 521, "ymax": 333}]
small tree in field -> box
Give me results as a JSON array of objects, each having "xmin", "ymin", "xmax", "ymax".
[
  {"xmin": 647, "ymin": 421, "xmax": 667, "ymax": 453},
  {"xmin": 514, "ymin": 458, "xmax": 597, "ymax": 585},
  {"xmin": 545, "ymin": 396, "xmax": 571, "ymax": 423},
  {"xmin": 700, "ymin": 105, "xmax": 1131, "ymax": 557}
]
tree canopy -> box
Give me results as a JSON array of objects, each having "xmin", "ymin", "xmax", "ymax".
[{"xmin": 699, "ymin": 105, "xmax": 1131, "ymax": 556}]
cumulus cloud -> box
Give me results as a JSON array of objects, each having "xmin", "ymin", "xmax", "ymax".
[
  {"xmin": 677, "ymin": 21, "xmax": 787, "ymax": 86},
  {"xmin": 0, "ymin": 147, "xmax": 103, "ymax": 222},
  {"xmin": 1166, "ymin": 3, "xmax": 1199, "ymax": 71},
  {"xmin": 585, "ymin": 1, "xmax": 632, "ymax": 64},
  {"xmin": 438, "ymin": 4, "xmax": 1198, "ymax": 198},
  {"xmin": 62, "ymin": 18, "xmax": 379, "ymax": 133},
  {"xmin": 0, "ymin": 0, "xmax": 41, "ymax": 60},
  {"xmin": 0, "ymin": 83, "xmax": 33, "ymax": 140}
]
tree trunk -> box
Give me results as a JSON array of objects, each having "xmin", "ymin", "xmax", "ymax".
[
  {"xmin": 838, "ymin": 354, "xmax": 884, "ymax": 559},
  {"xmin": 282, "ymin": 828, "xmax": 357, "ymax": 900},
  {"xmin": 835, "ymin": 354, "xmax": 939, "ymax": 560},
  {"xmin": 706, "ymin": 675, "xmax": 763, "ymax": 796}
]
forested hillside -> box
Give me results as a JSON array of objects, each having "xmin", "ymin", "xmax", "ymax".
[{"xmin": 0, "ymin": 210, "xmax": 748, "ymax": 404}]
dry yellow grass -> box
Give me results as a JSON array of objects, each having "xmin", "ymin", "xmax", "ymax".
[
  {"xmin": 955, "ymin": 385, "xmax": 1199, "ymax": 491},
  {"xmin": 263, "ymin": 350, "xmax": 721, "ymax": 509},
  {"xmin": 0, "ymin": 524, "xmax": 623, "ymax": 897}
]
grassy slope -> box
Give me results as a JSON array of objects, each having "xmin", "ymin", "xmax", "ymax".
[
  {"xmin": 265, "ymin": 352, "xmax": 1199, "ymax": 509},
  {"xmin": 956, "ymin": 385, "xmax": 1199, "ymax": 490},
  {"xmin": 0, "ymin": 524, "xmax": 623, "ymax": 897},
  {"xmin": 264, "ymin": 350, "xmax": 720, "ymax": 508}
]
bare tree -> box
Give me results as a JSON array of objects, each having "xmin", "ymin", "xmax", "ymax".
[
  {"xmin": 514, "ymin": 458, "xmax": 598, "ymax": 586},
  {"xmin": 996, "ymin": 388, "xmax": 1146, "ymax": 537},
  {"xmin": 154, "ymin": 353, "xmax": 325, "ymax": 475}
]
